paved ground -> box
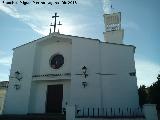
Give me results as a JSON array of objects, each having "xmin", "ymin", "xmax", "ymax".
[{"xmin": 0, "ymin": 114, "xmax": 66, "ymax": 120}]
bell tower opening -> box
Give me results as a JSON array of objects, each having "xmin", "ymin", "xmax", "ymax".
[{"xmin": 103, "ymin": 12, "xmax": 124, "ymax": 44}]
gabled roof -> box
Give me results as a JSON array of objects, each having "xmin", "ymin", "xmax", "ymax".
[
  {"xmin": 13, "ymin": 32, "xmax": 135, "ymax": 50},
  {"xmin": 13, "ymin": 32, "xmax": 100, "ymax": 50}
]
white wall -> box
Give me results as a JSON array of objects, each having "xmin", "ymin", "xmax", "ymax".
[
  {"xmin": 4, "ymin": 35, "xmax": 72, "ymax": 114},
  {"xmin": 33, "ymin": 36, "xmax": 72, "ymax": 75},
  {"xmin": 28, "ymin": 36, "xmax": 72, "ymax": 113},
  {"xmin": 4, "ymin": 42, "xmax": 36, "ymax": 114},
  {"xmin": 143, "ymin": 104, "xmax": 158, "ymax": 120},
  {"xmin": 103, "ymin": 30, "xmax": 124, "ymax": 44},
  {"xmin": 100, "ymin": 43, "xmax": 139, "ymax": 109},
  {"xmin": 70, "ymin": 37, "xmax": 101, "ymax": 108},
  {"xmin": 4, "ymin": 33, "xmax": 139, "ymax": 114},
  {"xmin": 70, "ymin": 36, "xmax": 139, "ymax": 109}
]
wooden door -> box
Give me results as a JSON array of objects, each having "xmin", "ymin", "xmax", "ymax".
[{"xmin": 46, "ymin": 85, "xmax": 63, "ymax": 113}]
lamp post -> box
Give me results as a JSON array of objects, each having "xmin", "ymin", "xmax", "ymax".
[
  {"xmin": 81, "ymin": 66, "xmax": 88, "ymax": 88},
  {"xmin": 15, "ymin": 71, "xmax": 23, "ymax": 81},
  {"xmin": 82, "ymin": 66, "xmax": 88, "ymax": 78},
  {"xmin": 13, "ymin": 70, "xmax": 23, "ymax": 90},
  {"xmin": 75, "ymin": 66, "xmax": 88, "ymax": 88}
]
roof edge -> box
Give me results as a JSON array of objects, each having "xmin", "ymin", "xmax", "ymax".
[
  {"xmin": 102, "ymin": 41, "xmax": 136, "ymax": 48},
  {"xmin": 12, "ymin": 33, "xmax": 100, "ymax": 50}
]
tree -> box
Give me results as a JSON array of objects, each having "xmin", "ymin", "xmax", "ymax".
[
  {"xmin": 138, "ymin": 74, "xmax": 160, "ymax": 110},
  {"xmin": 149, "ymin": 74, "xmax": 160, "ymax": 109},
  {"xmin": 138, "ymin": 85, "xmax": 149, "ymax": 107}
]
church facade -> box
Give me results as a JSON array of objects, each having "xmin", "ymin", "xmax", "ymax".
[{"xmin": 3, "ymin": 12, "xmax": 139, "ymax": 114}]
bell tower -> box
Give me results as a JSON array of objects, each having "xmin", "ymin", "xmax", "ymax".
[{"xmin": 103, "ymin": 12, "xmax": 124, "ymax": 44}]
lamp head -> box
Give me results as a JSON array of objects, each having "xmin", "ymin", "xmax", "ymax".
[
  {"xmin": 15, "ymin": 71, "xmax": 20, "ymax": 75},
  {"xmin": 15, "ymin": 70, "xmax": 23, "ymax": 81},
  {"xmin": 82, "ymin": 66, "xmax": 87, "ymax": 73}
]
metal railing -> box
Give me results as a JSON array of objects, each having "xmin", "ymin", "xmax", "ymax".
[{"xmin": 75, "ymin": 107, "xmax": 145, "ymax": 118}]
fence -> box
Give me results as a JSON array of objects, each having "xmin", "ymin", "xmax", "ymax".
[
  {"xmin": 66, "ymin": 104, "xmax": 158, "ymax": 120},
  {"xmin": 75, "ymin": 107, "xmax": 145, "ymax": 118}
]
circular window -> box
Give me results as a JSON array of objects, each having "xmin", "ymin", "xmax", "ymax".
[{"xmin": 50, "ymin": 54, "xmax": 64, "ymax": 69}]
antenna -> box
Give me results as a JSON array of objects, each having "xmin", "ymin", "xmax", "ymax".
[{"xmin": 110, "ymin": 4, "xmax": 115, "ymax": 13}]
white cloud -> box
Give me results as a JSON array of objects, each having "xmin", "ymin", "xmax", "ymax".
[
  {"xmin": 0, "ymin": 3, "xmax": 20, "ymax": 18},
  {"xmin": 0, "ymin": 1, "xmax": 92, "ymax": 36},
  {"xmin": 0, "ymin": 73, "xmax": 9, "ymax": 81},
  {"xmin": 123, "ymin": 21, "xmax": 141, "ymax": 31},
  {"xmin": 0, "ymin": 56, "xmax": 12, "ymax": 66},
  {"xmin": 0, "ymin": 50, "xmax": 5, "ymax": 56},
  {"xmin": 0, "ymin": 3, "xmax": 49, "ymax": 35},
  {"xmin": 135, "ymin": 59, "xmax": 160, "ymax": 87},
  {"xmin": 0, "ymin": 50, "xmax": 12, "ymax": 66}
]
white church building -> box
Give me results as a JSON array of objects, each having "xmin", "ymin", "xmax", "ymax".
[{"xmin": 3, "ymin": 12, "xmax": 148, "ymax": 117}]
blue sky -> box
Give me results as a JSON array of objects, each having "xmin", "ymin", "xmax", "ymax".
[{"xmin": 0, "ymin": 0, "xmax": 159, "ymax": 87}]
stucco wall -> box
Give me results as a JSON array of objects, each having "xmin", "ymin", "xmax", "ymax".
[
  {"xmin": 103, "ymin": 30, "xmax": 124, "ymax": 44},
  {"xmin": 70, "ymin": 36, "xmax": 139, "ymax": 109},
  {"xmin": 4, "ymin": 42, "xmax": 36, "ymax": 114},
  {"xmin": 100, "ymin": 44, "xmax": 139, "ymax": 108},
  {"xmin": 4, "ymin": 33, "xmax": 139, "ymax": 114},
  {"xmin": 27, "ymin": 36, "xmax": 72, "ymax": 113},
  {"xmin": 4, "ymin": 35, "xmax": 72, "ymax": 114},
  {"xmin": 33, "ymin": 36, "xmax": 72, "ymax": 75},
  {"xmin": 71, "ymin": 37, "xmax": 101, "ymax": 108}
]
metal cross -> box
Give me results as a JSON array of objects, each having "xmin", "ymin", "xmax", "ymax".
[{"xmin": 51, "ymin": 12, "xmax": 59, "ymax": 33}]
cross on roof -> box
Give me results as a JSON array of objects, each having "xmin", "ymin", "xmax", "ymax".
[{"xmin": 50, "ymin": 12, "xmax": 62, "ymax": 33}]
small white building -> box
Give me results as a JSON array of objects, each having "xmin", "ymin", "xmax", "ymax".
[{"xmin": 3, "ymin": 12, "xmax": 140, "ymax": 115}]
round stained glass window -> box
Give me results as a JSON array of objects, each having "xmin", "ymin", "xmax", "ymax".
[{"xmin": 50, "ymin": 54, "xmax": 64, "ymax": 69}]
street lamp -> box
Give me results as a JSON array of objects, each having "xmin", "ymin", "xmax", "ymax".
[
  {"xmin": 82, "ymin": 66, "xmax": 88, "ymax": 78},
  {"xmin": 15, "ymin": 71, "xmax": 23, "ymax": 81}
]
